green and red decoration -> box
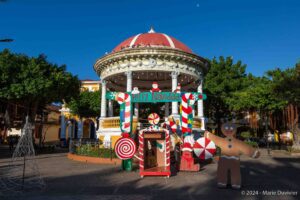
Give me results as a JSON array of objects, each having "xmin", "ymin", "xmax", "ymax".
[
  {"xmin": 180, "ymin": 93, "xmax": 196, "ymax": 134},
  {"xmin": 115, "ymin": 92, "xmax": 132, "ymax": 133}
]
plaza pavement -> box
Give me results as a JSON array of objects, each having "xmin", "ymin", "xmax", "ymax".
[{"xmin": 0, "ymin": 145, "xmax": 299, "ymax": 200}]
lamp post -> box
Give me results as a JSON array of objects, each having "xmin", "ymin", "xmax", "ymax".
[
  {"xmin": 0, "ymin": 38, "xmax": 13, "ymax": 43},
  {"xmin": 264, "ymin": 115, "xmax": 270, "ymax": 155}
]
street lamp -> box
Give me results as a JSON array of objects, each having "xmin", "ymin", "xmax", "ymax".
[
  {"xmin": 263, "ymin": 115, "xmax": 270, "ymax": 155},
  {"xmin": 0, "ymin": 38, "xmax": 14, "ymax": 42}
]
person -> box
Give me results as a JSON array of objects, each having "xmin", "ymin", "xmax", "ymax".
[{"xmin": 8, "ymin": 135, "xmax": 14, "ymax": 151}]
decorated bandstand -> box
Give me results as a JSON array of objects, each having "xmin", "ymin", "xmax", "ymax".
[
  {"xmin": 94, "ymin": 27, "xmax": 208, "ymax": 142},
  {"xmin": 92, "ymin": 28, "xmax": 215, "ymax": 176}
]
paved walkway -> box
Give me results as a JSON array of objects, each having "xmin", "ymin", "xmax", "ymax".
[{"xmin": 0, "ymin": 146, "xmax": 299, "ymax": 200}]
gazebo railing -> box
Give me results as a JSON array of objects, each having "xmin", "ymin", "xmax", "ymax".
[{"xmin": 100, "ymin": 116, "xmax": 138, "ymax": 132}]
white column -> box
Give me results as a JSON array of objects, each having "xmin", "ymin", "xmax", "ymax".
[
  {"xmin": 125, "ymin": 71, "xmax": 132, "ymax": 92},
  {"xmin": 134, "ymin": 103, "xmax": 139, "ymax": 118},
  {"xmin": 197, "ymin": 79, "xmax": 205, "ymax": 130},
  {"xmin": 171, "ymin": 71, "xmax": 179, "ymax": 115},
  {"xmin": 165, "ymin": 103, "xmax": 169, "ymax": 117},
  {"xmin": 108, "ymin": 100, "xmax": 113, "ymax": 117},
  {"xmin": 100, "ymin": 80, "xmax": 107, "ymax": 118}
]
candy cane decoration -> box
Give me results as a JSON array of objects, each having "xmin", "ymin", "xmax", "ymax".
[
  {"xmin": 165, "ymin": 130, "xmax": 170, "ymax": 168},
  {"xmin": 168, "ymin": 118, "xmax": 177, "ymax": 133},
  {"xmin": 138, "ymin": 132, "xmax": 144, "ymax": 171},
  {"xmin": 181, "ymin": 93, "xmax": 195, "ymax": 134},
  {"xmin": 116, "ymin": 92, "xmax": 131, "ymax": 133}
]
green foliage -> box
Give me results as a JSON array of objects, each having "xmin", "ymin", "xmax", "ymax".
[
  {"xmin": 204, "ymin": 56, "xmax": 248, "ymax": 121},
  {"xmin": 240, "ymin": 131, "xmax": 251, "ymax": 139},
  {"xmin": 244, "ymin": 141, "xmax": 258, "ymax": 148},
  {"xmin": 204, "ymin": 56, "xmax": 297, "ymax": 123},
  {"xmin": 228, "ymin": 76, "xmax": 287, "ymax": 112},
  {"xmin": 266, "ymin": 64, "xmax": 300, "ymax": 105},
  {"xmin": 0, "ymin": 49, "xmax": 81, "ymax": 120},
  {"xmin": 68, "ymin": 90, "xmax": 101, "ymax": 118},
  {"xmin": 75, "ymin": 144, "xmax": 117, "ymax": 158}
]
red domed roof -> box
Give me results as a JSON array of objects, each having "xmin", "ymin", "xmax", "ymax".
[{"xmin": 113, "ymin": 28, "xmax": 193, "ymax": 54}]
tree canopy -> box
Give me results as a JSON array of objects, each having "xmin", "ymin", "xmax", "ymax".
[
  {"xmin": 0, "ymin": 49, "xmax": 81, "ymax": 122},
  {"xmin": 204, "ymin": 56, "xmax": 248, "ymax": 121},
  {"xmin": 68, "ymin": 90, "xmax": 101, "ymax": 119}
]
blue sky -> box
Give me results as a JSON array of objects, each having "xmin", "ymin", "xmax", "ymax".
[{"xmin": 0, "ymin": 0, "xmax": 299, "ymax": 80}]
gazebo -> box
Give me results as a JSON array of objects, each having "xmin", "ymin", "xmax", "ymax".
[{"xmin": 94, "ymin": 28, "xmax": 209, "ymax": 146}]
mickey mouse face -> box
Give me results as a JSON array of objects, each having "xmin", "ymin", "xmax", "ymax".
[{"xmin": 221, "ymin": 123, "xmax": 237, "ymax": 137}]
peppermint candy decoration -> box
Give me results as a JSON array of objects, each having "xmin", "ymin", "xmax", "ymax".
[
  {"xmin": 115, "ymin": 137, "xmax": 136, "ymax": 160},
  {"xmin": 148, "ymin": 113, "xmax": 160, "ymax": 125},
  {"xmin": 193, "ymin": 137, "xmax": 216, "ymax": 160}
]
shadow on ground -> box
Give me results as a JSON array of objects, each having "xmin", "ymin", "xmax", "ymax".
[{"xmin": 1, "ymin": 149, "xmax": 299, "ymax": 200}]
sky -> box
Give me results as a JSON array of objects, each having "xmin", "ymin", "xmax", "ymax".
[{"xmin": 0, "ymin": 0, "xmax": 299, "ymax": 80}]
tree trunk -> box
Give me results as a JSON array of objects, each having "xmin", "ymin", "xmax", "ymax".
[
  {"xmin": 38, "ymin": 111, "xmax": 44, "ymax": 148},
  {"xmin": 26, "ymin": 101, "xmax": 39, "ymax": 148},
  {"xmin": 292, "ymin": 106, "xmax": 300, "ymax": 150}
]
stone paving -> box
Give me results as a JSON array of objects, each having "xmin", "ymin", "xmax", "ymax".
[{"xmin": 0, "ymin": 145, "xmax": 299, "ymax": 200}]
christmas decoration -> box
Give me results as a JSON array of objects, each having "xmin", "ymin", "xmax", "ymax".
[
  {"xmin": 204, "ymin": 122, "xmax": 260, "ymax": 189},
  {"xmin": 182, "ymin": 142, "xmax": 193, "ymax": 152},
  {"xmin": 183, "ymin": 135, "xmax": 195, "ymax": 146},
  {"xmin": 139, "ymin": 129, "xmax": 171, "ymax": 178},
  {"xmin": 180, "ymin": 140, "xmax": 199, "ymax": 172},
  {"xmin": 193, "ymin": 137, "xmax": 216, "ymax": 160},
  {"xmin": 181, "ymin": 93, "xmax": 195, "ymax": 134},
  {"xmin": 114, "ymin": 137, "xmax": 136, "ymax": 160},
  {"xmin": 168, "ymin": 117, "xmax": 177, "ymax": 133},
  {"xmin": 148, "ymin": 113, "xmax": 160, "ymax": 125},
  {"xmin": 150, "ymin": 82, "xmax": 161, "ymax": 92},
  {"xmin": 132, "ymin": 87, "xmax": 140, "ymax": 94},
  {"xmin": 115, "ymin": 92, "xmax": 132, "ymax": 133},
  {"xmin": 173, "ymin": 83, "xmax": 181, "ymax": 93},
  {"xmin": 0, "ymin": 116, "xmax": 45, "ymax": 194}
]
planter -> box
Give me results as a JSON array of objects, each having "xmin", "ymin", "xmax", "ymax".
[{"xmin": 67, "ymin": 153, "xmax": 122, "ymax": 165}]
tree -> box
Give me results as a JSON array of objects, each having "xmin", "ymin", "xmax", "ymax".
[
  {"xmin": 204, "ymin": 56, "xmax": 248, "ymax": 133},
  {"xmin": 228, "ymin": 75, "xmax": 287, "ymax": 112},
  {"xmin": 0, "ymin": 49, "xmax": 81, "ymax": 146},
  {"xmin": 0, "ymin": 49, "xmax": 80, "ymax": 119},
  {"xmin": 266, "ymin": 63, "xmax": 300, "ymax": 149},
  {"xmin": 68, "ymin": 90, "xmax": 101, "ymax": 119}
]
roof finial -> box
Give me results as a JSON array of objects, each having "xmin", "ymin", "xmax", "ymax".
[{"xmin": 148, "ymin": 26, "xmax": 155, "ymax": 33}]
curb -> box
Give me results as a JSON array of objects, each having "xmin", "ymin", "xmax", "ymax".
[{"xmin": 67, "ymin": 153, "xmax": 122, "ymax": 165}]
